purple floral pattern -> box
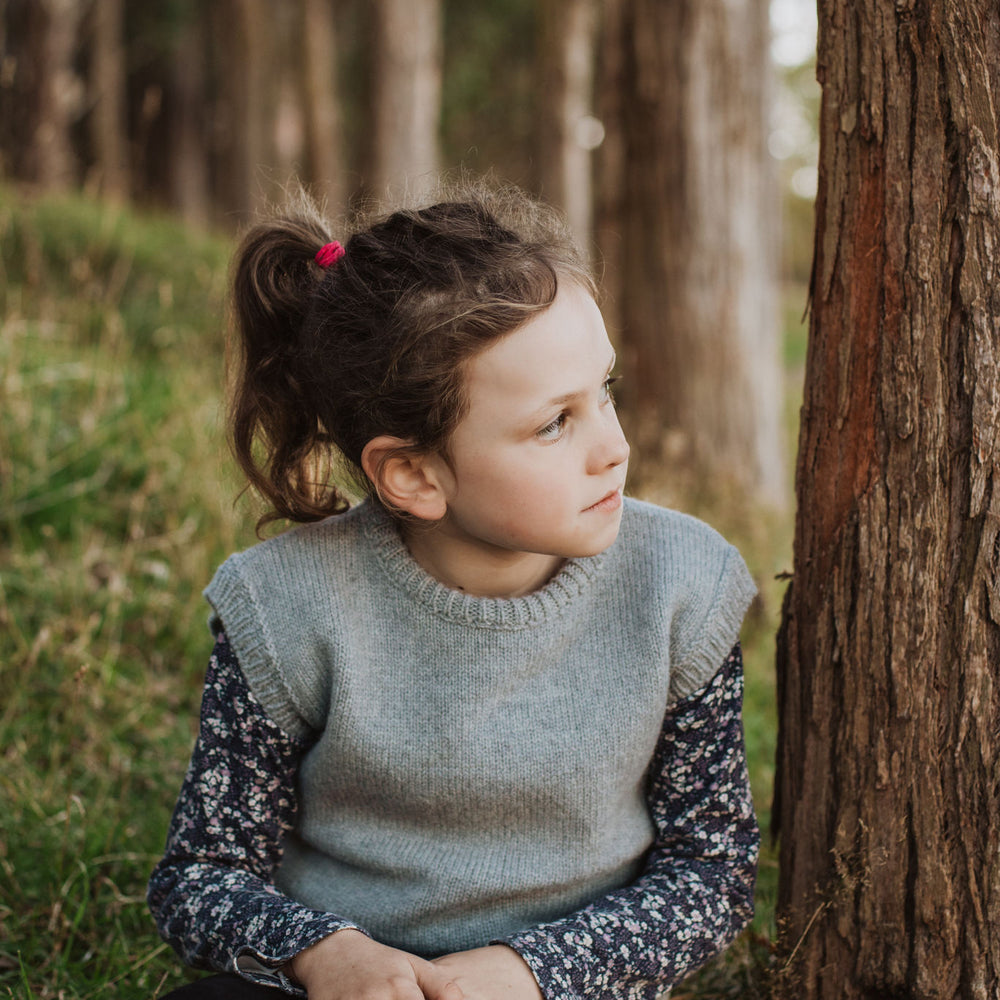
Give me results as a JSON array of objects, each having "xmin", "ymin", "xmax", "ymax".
[{"xmin": 148, "ymin": 637, "xmax": 757, "ymax": 998}]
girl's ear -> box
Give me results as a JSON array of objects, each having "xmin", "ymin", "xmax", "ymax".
[{"xmin": 360, "ymin": 436, "xmax": 449, "ymax": 521}]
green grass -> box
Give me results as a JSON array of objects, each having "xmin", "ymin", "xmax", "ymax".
[
  {"xmin": 0, "ymin": 185, "xmax": 800, "ymax": 998},
  {"xmin": 0, "ymin": 187, "xmax": 256, "ymax": 997}
]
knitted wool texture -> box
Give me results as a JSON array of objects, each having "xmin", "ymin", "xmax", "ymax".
[{"xmin": 204, "ymin": 497, "xmax": 756, "ymax": 956}]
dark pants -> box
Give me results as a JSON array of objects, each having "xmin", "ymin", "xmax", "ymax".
[{"xmin": 161, "ymin": 975, "xmax": 283, "ymax": 999}]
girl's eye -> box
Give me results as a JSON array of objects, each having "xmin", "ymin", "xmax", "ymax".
[
  {"xmin": 537, "ymin": 413, "xmax": 567, "ymax": 441},
  {"xmin": 601, "ymin": 375, "xmax": 622, "ymax": 403}
]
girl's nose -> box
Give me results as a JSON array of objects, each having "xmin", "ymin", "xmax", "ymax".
[{"xmin": 590, "ymin": 409, "xmax": 630, "ymax": 473}]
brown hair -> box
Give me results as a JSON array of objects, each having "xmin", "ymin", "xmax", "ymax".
[{"xmin": 227, "ymin": 185, "xmax": 594, "ymax": 529}]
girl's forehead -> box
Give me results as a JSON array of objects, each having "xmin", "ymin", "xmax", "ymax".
[{"xmin": 465, "ymin": 285, "xmax": 612, "ymax": 402}]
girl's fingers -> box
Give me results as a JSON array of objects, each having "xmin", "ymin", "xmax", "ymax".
[{"xmin": 412, "ymin": 962, "xmax": 465, "ymax": 1000}]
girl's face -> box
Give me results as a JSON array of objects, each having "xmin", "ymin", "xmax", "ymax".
[{"xmin": 407, "ymin": 281, "xmax": 630, "ymax": 597}]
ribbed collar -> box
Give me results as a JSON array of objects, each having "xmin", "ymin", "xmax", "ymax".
[{"xmin": 361, "ymin": 501, "xmax": 605, "ymax": 630}]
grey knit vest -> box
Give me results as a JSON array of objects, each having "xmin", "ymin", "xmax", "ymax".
[{"xmin": 204, "ymin": 497, "xmax": 755, "ymax": 956}]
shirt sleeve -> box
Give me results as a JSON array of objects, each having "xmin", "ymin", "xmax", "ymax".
[
  {"xmin": 147, "ymin": 632, "xmax": 364, "ymax": 992},
  {"xmin": 498, "ymin": 644, "xmax": 759, "ymax": 1000}
]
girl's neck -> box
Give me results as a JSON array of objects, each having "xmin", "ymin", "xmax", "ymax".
[{"xmin": 402, "ymin": 524, "xmax": 565, "ymax": 598}]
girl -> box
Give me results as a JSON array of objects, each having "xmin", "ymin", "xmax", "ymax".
[{"xmin": 148, "ymin": 188, "xmax": 759, "ymax": 1000}]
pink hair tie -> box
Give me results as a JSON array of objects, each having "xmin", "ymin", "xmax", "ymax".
[{"xmin": 315, "ymin": 241, "xmax": 345, "ymax": 268}]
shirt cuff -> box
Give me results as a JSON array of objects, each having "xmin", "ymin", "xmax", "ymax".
[{"xmin": 234, "ymin": 921, "xmax": 368, "ymax": 994}]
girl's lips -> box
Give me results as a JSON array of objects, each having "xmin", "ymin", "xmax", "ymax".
[{"xmin": 584, "ymin": 488, "xmax": 623, "ymax": 513}]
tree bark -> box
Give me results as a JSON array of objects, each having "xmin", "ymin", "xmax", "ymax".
[
  {"xmin": 535, "ymin": 0, "xmax": 598, "ymax": 253},
  {"xmin": 216, "ymin": 0, "xmax": 273, "ymax": 221},
  {"xmin": 602, "ymin": 0, "xmax": 784, "ymax": 507},
  {"xmin": 87, "ymin": 0, "xmax": 127, "ymax": 199},
  {"xmin": 299, "ymin": 0, "xmax": 344, "ymax": 213},
  {"xmin": 370, "ymin": 0, "xmax": 441, "ymax": 203},
  {"xmin": 168, "ymin": 6, "xmax": 211, "ymax": 227},
  {"xmin": 774, "ymin": 2, "xmax": 1000, "ymax": 997},
  {"xmin": 594, "ymin": 0, "xmax": 627, "ymax": 339},
  {"xmin": 19, "ymin": 0, "xmax": 82, "ymax": 189}
]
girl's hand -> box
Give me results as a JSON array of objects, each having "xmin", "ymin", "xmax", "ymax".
[
  {"xmin": 289, "ymin": 928, "xmax": 465, "ymax": 1000},
  {"xmin": 431, "ymin": 945, "xmax": 543, "ymax": 1000}
]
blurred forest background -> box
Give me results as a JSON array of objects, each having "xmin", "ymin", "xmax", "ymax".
[{"xmin": 1, "ymin": 1, "xmax": 819, "ymax": 997}]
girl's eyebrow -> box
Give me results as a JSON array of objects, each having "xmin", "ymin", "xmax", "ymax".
[{"xmin": 524, "ymin": 350, "xmax": 618, "ymax": 420}]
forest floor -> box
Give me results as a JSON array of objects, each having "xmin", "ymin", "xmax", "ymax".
[{"xmin": 0, "ymin": 185, "xmax": 807, "ymax": 999}]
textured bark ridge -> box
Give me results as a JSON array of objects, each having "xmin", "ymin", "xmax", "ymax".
[{"xmin": 775, "ymin": 2, "xmax": 1000, "ymax": 997}]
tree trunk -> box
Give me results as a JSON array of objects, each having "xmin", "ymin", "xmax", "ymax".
[
  {"xmin": 602, "ymin": 0, "xmax": 784, "ymax": 507},
  {"xmin": 216, "ymin": 0, "xmax": 273, "ymax": 221},
  {"xmin": 299, "ymin": 0, "xmax": 344, "ymax": 213},
  {"xmin": 370, "ymin": 0, "xmax": 441, "ymax": 203},
  {"xmin": 20, "ymin": 0, "xmax": 82, "ymax": 189},
  {"xmin": 86, "ymin": 0, "xmax": 127, "ymax": 199},
  {"xmin": 594, "ymin": 0, "xmax": 627, "ymax": 340},
  {"xmin": 168, "ymin": 6, "xmax": 211, "ymax": 227},
  {"xmin": 535, "ymin": 0, "xmax": 598, "ymax": 253},
  {"xmin": 774, "ymin": 2, "xmax": 1000, "ymax": 997}
]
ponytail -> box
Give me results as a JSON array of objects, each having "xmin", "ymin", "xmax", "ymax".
[{"xmin": 228, "ymin": 211, "xmax": 350, "ymax": 532}]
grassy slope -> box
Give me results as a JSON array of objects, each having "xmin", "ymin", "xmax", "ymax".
[
  {"xmin": 0, "ymin": 187, "xmax": 800, "ymax": 998},
  {"xmin": 1, "ymin": 188, "xmax": 254, "ymax": 997}
]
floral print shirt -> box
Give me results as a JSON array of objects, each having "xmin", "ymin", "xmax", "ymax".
[{"xmin": 148, "ymin": 635, "xmax": 758, "ymax": 999}]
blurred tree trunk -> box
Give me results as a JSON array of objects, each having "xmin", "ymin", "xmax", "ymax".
[
  {"xmin": 774, "ymin": 1, "xmax": 1000, "ymax": 996},
  {"xmin": 299, "ymin": 0, "xmax": 344, "ymax": 213},
  {"xmin": 1, "ymin": 2, "xmax": 29, "ymax": 178},
  {"xmin": 594, "ymin": 0, "xmax": 627, "ymax": 331},
  {"xmin": 19, "ymin": 0, "xmax": 82, "ymax": 189},
  {"xmin": 216, "ymin": 0, "xmax": 273, "ymax": 221},
  {"xmin": 168, "ymin": 7, "xmax": 211, "ymax": 227},
  {"xmin": 370, "ymin": 0, "xmax": 441, "ymax": 203},
  {"xmin": 600, "ymin": 0, "xmax": 784, "ymax": 507},
  {"xmin": 86, "ymin": 0, "xmax": 127, "ymax": 199},
  {"xmin": 535, "ymin": 0, "xmax": 598, "ymax": 252}
]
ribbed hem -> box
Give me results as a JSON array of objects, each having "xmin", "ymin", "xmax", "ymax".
[
  {"xmin": 362, "ymin": 502, "xmax": 604, "ymax": 630},
  {"xmin": 204, "ymin": 563, "xmax": 310, "ymax": 740},
  {"xmin": 234, "ymin": 918, "xmax": 366, "ymax": 994},
  {"xmin": 667, "ymin": 546, "xmax": 756, "ymax": 702}
]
